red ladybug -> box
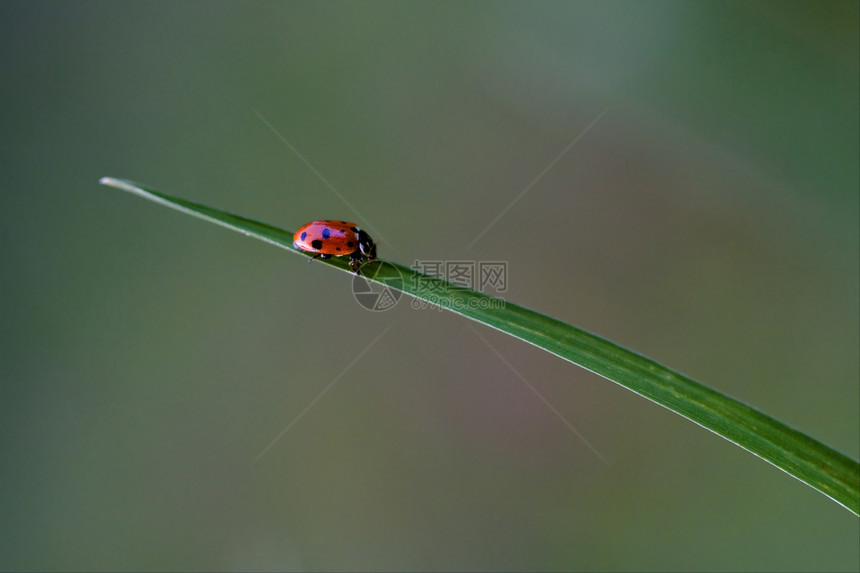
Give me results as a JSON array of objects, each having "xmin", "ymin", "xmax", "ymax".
[{"xmin": 293, "ymin": 220, "xmax": 377, "ymax": 274}]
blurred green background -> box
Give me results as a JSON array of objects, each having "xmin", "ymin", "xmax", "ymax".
[{"xmin": 2, "ymin": 1, "xmax": 858, "ymax": 570}]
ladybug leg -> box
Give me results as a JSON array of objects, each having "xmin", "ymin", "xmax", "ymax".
[
  {"xmin": 309, "ymin": 253, "xmax": 331, "ymax": 264},
  {"xmin": 349, "ymin": 252, "xmax": 363, "ymax": 274}
]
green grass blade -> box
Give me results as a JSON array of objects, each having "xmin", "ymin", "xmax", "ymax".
[{"xmin": 99, "ymin": 177, "xmax": 860, "ymax": 515}]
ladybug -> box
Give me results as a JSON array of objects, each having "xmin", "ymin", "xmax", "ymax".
[{"xmin": 293, "ymin": 220, "xmax": 377, "ymax": 274}]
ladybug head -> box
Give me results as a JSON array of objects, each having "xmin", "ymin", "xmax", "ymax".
[{"xmin": 357, "ymin": 229, "xmax": 377, "ymax": 260}]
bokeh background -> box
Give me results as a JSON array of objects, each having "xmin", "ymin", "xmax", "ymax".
[{"xmin": 2, "ymin": 1, "xmax": 858, "ymax": 571}]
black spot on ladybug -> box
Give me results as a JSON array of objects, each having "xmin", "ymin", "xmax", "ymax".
[
  {"xmin": 350, "ymin": 226, "xmax": 358, "ymax": 232},
  {"xmin": 311, "ymin": 239, "xmax": 323, "ymax": 249},
  {"xmin": 300, "ymin": 232, "xmax": 307, "ymax": 241},
  {"xmin": 335, "ymin": 247, "xmax": 341, "ymax": 251},
  {"xmin": 347, "ymin": 241, "xmax": 354, "ymax": 248},
  {"xmin": 322, "ymin": 228, "xmax": 330, "ymax": 239}
]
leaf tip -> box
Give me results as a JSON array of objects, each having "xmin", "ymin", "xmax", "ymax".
[
  {"xmin": 99, "ymin": 176, "xmax": 125, "ymax": 189},
  {"xmin": 99, "ymin": 177, "xmax": 140, "ymax": 195}
]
